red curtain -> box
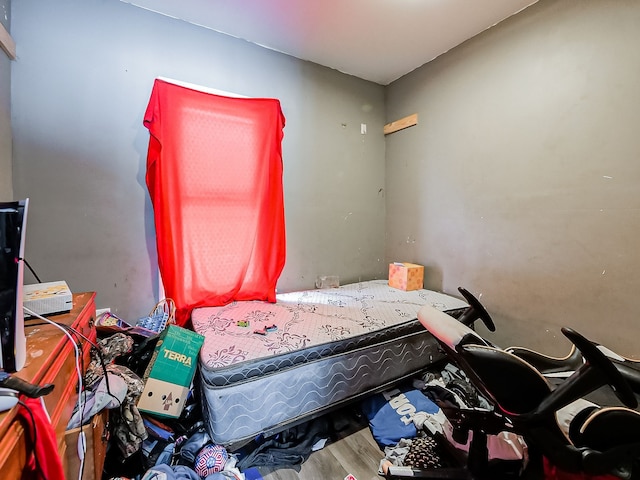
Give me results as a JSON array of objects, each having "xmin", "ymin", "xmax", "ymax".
[{"xmin": 144, "ymin": 78, "xmax": 286, "ymax": 326}]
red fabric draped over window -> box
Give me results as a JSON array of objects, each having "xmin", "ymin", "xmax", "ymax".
[{"xmin": 144, "ymin": 78, "xmax": 286, "ymax": 326}]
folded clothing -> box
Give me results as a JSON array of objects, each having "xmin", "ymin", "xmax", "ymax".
[{"xmin": 361, "ymin": 386, "xmax": 439, "ymax": 447}]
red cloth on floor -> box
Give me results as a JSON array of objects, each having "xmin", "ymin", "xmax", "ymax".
[
  {"xmin": 16, "ymin": 397, "xmax": 65, "ymax": 480},
  {"xmin": 144, "ymin": 79, "xmax": 286, "ymax": 326},
  {"xmin": 543, "ymin": 457, "xmax": 619, "ymax": 480}
]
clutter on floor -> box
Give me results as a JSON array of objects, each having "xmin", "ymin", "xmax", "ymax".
[
  {"xmin": 72, "ymin": 306, "xmax": 533, "ymax": 480},
  {"xmin": 80, "ymin": 310, "xmax": 348, "ymax": 480},
  {"xmin": 76, "ymin": 317, "xmax": 490, "ymax": 478},
  {"xmin": 363, "ymin": 362, "xmax": 528, "ymax": 478},
  {"xmin": 79, "ymin": 304, "xmax": 638, "ymax": 480}
]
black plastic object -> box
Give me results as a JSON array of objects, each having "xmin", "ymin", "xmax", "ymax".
[
  {"xmin": 508, "ymin": 341, "xmax": 640, "ymax": 395},
  {"xmin": 457, "ymin": 287, "xmax": 496, "ymax": 332},
  {"xmin": 0, "ymin": 371, "xmax": 54, "ymax": 398},
  {"xmin": 561, "ymin": 327, "xmax": 637, "ymax": 409}
]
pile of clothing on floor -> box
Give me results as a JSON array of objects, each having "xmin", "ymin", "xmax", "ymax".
[
  {"xmin": 361, "ymin": 362, "xmax": 529, "ymax": 477},
  {"xmin": 131, "ymin": 413, "xmax": 340, "ymax": 480}
]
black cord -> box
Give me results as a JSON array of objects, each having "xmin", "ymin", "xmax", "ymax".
[
  {"xmin": 22, "ymin": 258, "xmax": 42, "ymax": 283},
  {"xmin": 17, "ymin": 399, "xmax": 46, "ymax": 480},
  {"xmin": 96, "ymin": 347, "xmax": 123, "ymax": 408},
  {"xmin": 53, "ymin": 321, "xmax": 119, "ymax": 401},
  {"xmin": 25, "ymin": 316, "xmax": 116, "ymax": 405},
  {"xmin": 57, "ymin": 321, "xmax": 122, "ymax": 407},
  {"xmin": 55, "ymin": 322, "xmax": 100, "ymax": 350},
  {"xmin": 55, "ymin": 321, "xmax": 123, "ymax": 410},
  {"xmin": 53, "ymin": 321, "xmax": 108, "ymax": 480}
]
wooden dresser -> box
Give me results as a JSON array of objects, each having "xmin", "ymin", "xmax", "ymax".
[{"xmin": 0, "ymin": 292, "xmax": 105, "ymax": 479}]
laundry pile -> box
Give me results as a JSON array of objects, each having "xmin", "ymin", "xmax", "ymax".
[
  {"xmin": 69, "ymin": 318, "xmax": 353, "ymax": 480},
  {"xmin": 361, "ymin": 362, "xmax": 529, "ymax": 478},
  {"xmin": 66, "ymin": 323, "xmax": 252, "ymax": 480}
]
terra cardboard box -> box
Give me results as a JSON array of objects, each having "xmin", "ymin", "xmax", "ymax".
[
  {"xmin": 388, "ymin": 262, "xmax": 424, "ymax": 291},
  {"xmin": 137, "ymin": 324, "xmax": 205, "ymax": 418}
]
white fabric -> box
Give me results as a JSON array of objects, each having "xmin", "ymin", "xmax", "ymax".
[
  {"xmin": 67, "ymin": 374, "xmax": 127, "ymax": 429},
  {"xmin": 555, "ymin": 398, "xmax": 599, "ymax": 440}
]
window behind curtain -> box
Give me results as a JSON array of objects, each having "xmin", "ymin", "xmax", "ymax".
[{"xmin": 144, "ymin": 78, "xmax": 286, "ymax": 327}]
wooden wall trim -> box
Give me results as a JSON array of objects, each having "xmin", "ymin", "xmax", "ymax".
[
  {"xmin": 0, "ymin": 23, "xmax": 16, "ymax": 60},
  {"xmin": 384, "ymin": 113, "xmax": 418, "ymax": 135}
]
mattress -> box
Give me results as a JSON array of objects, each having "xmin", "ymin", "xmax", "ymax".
[{"xmin": 192, "ymin": 280, "xmax": 468, "ymax": 448}]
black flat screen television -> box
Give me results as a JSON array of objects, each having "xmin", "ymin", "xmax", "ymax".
[{"xmin": 0, "ymin": 199, "xmax": 28, "ymax": 372}]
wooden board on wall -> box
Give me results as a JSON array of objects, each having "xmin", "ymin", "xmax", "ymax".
[
  {"xmin": 384, "ymin": 113, "xmax": 418, "ymax": 135},
  {"xmin": 0, "ymin": 23, "xmax": 16, "ymax": 60}
]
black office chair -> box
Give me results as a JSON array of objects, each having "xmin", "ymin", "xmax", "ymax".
[
  {"xmin": 455, "ymin": 286, "xmax": 640, "ymax": 395},
  {"xmin": 395, "ymin": 302, "xmax": 640, "ymax": 480},
  {"xmin": 505, "ymin": 340, "xmax": 640, "ymax": 396}
]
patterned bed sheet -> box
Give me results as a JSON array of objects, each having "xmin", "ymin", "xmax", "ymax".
[
  {"xmin": 192, "ymin": 280, "xmax": 467, "ymax": 374},
  {"xmin": 191, "ymin": 280, "xmax": 468, "ymax": 447}
]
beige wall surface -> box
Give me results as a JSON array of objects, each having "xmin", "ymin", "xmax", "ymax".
[
  {"xmin": 385, "ymin": 0, "xmax": 640, "ymax": 356},
  {"xmin": 10, "ymin": 0, "xmax": 386, "ymax": 320},
  {"xmin": 0, "ymin": 0, "xmax": 11, "ymax": 200}
]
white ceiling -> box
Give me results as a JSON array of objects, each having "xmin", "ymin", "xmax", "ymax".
[{"xmin": 121, "ymin": 0, "xmax": 538, "ymax": 85}]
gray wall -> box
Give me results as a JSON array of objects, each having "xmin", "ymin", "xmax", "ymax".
[
  {"xmin": 386, "ymin": 0, "xmax": 640, "ymax": 356},
  {"xmin": 10, "ymin": 0, "xmax": 640, "ymax": 356},
  {"xmin": 0, "ymin": 0, "xmax": 11, "ymax": 200},
  {"xmin": 10, "ymin": 0, "xmax": 386, "ymax": 320}
]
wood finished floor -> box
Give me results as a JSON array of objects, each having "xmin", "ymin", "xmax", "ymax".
[
  {"xmin": 258, "ymin": 416, "xmax": 384, "ymax": 480},
  {"xmin": 259, "ymin": 410, "xmax": 384, "ymax": 480}
]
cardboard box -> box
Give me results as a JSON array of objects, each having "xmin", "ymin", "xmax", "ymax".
[
  {"xmin": 137, "ymin": 324, "xmax": 204, "ymax": 418},
  {"xmin": 388, "ymin": 262, "xmax": 424, "ymax": 291}
]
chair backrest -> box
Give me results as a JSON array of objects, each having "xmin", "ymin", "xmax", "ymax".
[
  {"xmin": 458, "ymin": 344, "xmax": 553, "ymax": 415},
  {"xmin": 418, "ymin": 305, "xmax": 552, "ymax": 415}
]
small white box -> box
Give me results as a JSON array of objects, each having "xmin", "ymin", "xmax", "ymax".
[{"xmin": 24, "ymin": 281, "xmax": 73, "ymax": 316}]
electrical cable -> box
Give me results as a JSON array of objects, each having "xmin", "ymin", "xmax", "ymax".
[
  {"xmin": 56, "ymin": 322, "xmax": 122, "ymax": 408},
  {"xmin": 58, "ymin": 324, "xmax": 117, "ymax": 480},
  {"xmin": 54, "ymin": 322, "xmax": 99, "ymax": 350},
  {"xmin": 33, "ymin": 311, "xmax": 122, "ymax": 408},
  {"xmin": 22, "ymin": 258, "xmax": 42, "ymax": 283},
  {"xmin": 23, "ymin": 306, "xmax": 86, "ymax": 480}
]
